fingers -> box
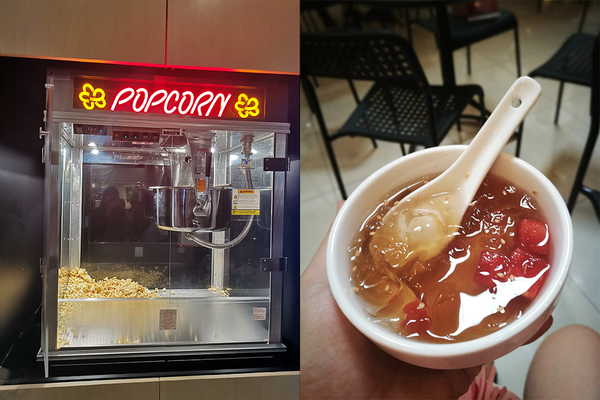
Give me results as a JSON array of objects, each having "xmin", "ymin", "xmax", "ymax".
[
  {"xmin": 336, "ymin": 200, "xmax": 345, "ymax": 213},
  {"xmin": 302, "ymin": 200, "xmax": 346, "ymax": 281},
  {"xmin": 523, "ymin": 315, "xmax": 553, "ymax": 345}
]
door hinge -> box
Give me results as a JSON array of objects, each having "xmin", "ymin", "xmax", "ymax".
[
  {"xmin": 39, "ymin": 127, "xmax": 51, "ymax": 164},
  {"xmin": 263, "ymin": 157, "xmax": 290, "ymax": 172},
  {"xmin": 39, "ymin": 127, "xmax": 51, "ymax": 138},
  {"xmin": 261, "ymin": 257, "xmax": 287, "ymax": 272}
]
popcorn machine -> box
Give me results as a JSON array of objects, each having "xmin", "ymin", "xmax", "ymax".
[{"xmin": 39, "ymin": 69, "xmax": 294, "ymax": 377}]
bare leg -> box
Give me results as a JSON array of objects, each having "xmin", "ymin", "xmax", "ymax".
[{"xmin": 524, "ymin": 325, "xmax": 600, "ymax": 399}]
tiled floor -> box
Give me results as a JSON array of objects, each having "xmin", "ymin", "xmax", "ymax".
[{"xmin": 300, "ymin": 1, "xmax": 599, "ymax": 397}]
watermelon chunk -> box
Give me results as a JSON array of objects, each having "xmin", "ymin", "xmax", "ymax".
[
  {"xmin": 401, "ymin": 299, "xmax": 430, "ymax": 337},
  {"xmin": 474, "ymin": 251, "xmax": 510, "ymax": 290},
  {"xmin": 517, "ymin": 219, "xmax": 550, "ymax": 256},
  {"xmin": 509, "ymin": 247, "xmax": 550, "ymax": 300},
  {"xmin": 509, "ymin": 247, "xmax": 548, "ymax": 278}
]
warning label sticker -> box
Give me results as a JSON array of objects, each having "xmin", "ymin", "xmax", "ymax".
[
  {"xmin": 253, "ymin": 307, "xmax": 267, "ymax": 320},
  {"xmin": 159, "ymin": 309, "xmax": 177, "ymax": 330},
  {"xmin": 232, "ymin": 189, "xmax": 260, "ymax": 215}
]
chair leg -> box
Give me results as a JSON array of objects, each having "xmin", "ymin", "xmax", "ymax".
[
  {"xmin": 567, "ymin": 117, "xmax": 599, "ymax": 218},
  {"xmin": 578, "ymin": 0, "xmax": 591, "ymax": 33},
  {"xmin": 467, "ymin": 45, "xmax": 471, "ymax": 75},
  {"xmin": 405, "ymin": 10, "xmax": 413, "ymax": 44},
  {"xmin": 580, "ymin": 187, "xmax": 600, "ymax": 221},
  {"xmin": 302, "ymin": 80, "xmax": 318, "ymax": 116},
  {"xmin": 554, "ymin": 81, "xmax": 565, "ymax": 124},
  {"xmin": 346, "ymin": 80, "xmax": 377, "ymax": 150},
  {"xmin": 478, "ymin": 90, "xmax": 486, "ymax": 125},
  {"xmin": 348, "ymin": 80, "xmax": 361, "ymax": 104},
  {"xmin": 514, "ymin": 28, "xmax": 522, "ymax": 77},
  {"xmin": 301, "ymin": 76, "xmax": 348, "ymax": 199},
  {"xmin": 323, "ymin": 138, "xmax": 348, "ymax": 200},
  {"xmin": 515, "ymin": 123, "xmax": 523, "ymax": 158},
  {"xmin": 400, "ymin": 143, "xmax": 407, "ymax": 156}
]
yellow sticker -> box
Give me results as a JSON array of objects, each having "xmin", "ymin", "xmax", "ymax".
[
  {"xmin": 196, "ymin": 179, "xmax": 206, "ymax": 192},
  {"xmin": 232, "ymin": 188, "xmax": 260, "ymax": 215},
  {"xmin": 232, "ymin": 210, "xmax": 260, "ymax": 215}
]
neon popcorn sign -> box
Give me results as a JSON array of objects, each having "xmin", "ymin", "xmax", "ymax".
[{"xmin": 73, "ymin": 76, "xmax": 265, "ymax": 119}]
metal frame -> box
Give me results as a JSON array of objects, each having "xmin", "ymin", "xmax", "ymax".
[{"xmin": 40, "ymin": 70, "xmax": 291, "ymax": 376}]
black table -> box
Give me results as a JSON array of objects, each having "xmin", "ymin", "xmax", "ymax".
[{"xmin": 357, "ymin": 1, "xmax": 463, "ymax": 86}]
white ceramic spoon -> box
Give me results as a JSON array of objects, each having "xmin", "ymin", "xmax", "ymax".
[{"xmin": 374, "ymin": 77, "xmax": 542, "ymax": 268}]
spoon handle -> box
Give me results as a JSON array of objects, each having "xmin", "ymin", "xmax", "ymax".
[{"xmin": 449, "ymin": 76, "xmax": 541, "ymax": 203}]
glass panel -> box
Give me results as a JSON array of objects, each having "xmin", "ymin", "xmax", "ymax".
[
  {"xmin": 59, "ymin": 135, "xmax": 72, "ymax": 271},
  {"xmin": 226, "ymin": 132, "xmax": 273, "ymax": 291},
  {"xmin": 56, "ymin": 125, "xmax": 274, "ymax": 349}
]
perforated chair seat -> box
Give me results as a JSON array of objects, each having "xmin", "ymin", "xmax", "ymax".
[
  {"xmin": 529, "ymin": 33, "xmax": 595, "ymax": 86},
  {"xmin": 528, "ymin": 32, "xmax": 596, "ymax": 124},
  {"xmin": 334, "ymin": 83, "xmax": 484, "ymax": 147}
]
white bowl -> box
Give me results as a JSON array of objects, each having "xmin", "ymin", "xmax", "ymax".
[{"xmin": 327, "ymin": 145, "xmax": 573, "ymax": 370}]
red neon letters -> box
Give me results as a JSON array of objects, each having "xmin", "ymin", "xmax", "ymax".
[
  {"xmin": 73, "ymin": 76, "xmax": 265, "ymax": 119},
  {"xmin": 110, "ymin": 87, "xmax": 233, "ymax": 117}
]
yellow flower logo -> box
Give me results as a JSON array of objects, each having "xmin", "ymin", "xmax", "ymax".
[
  {"xmin": 79, "ymin": 83, "xmax": 106, "ymax": 110},
  {"xmin": 234, "ymin": 93, "xmax": 260, "ymax": 118}
]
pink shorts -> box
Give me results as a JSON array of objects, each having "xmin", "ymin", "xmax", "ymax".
[{"xmin": 459, "ymin": 365, "xmax": 521, "ymax": 400}]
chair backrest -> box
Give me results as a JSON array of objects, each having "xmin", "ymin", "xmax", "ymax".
[
  {"xmin": 591, "ymin": 34, "xmax": 599, "ymax": 128},
  {"xmin": 301, "ymin": 30, "xmax": 431, "ymax": 90}
]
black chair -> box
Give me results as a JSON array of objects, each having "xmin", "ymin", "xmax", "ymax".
[
  {"xmin": 566, "ymin": 34, "xmax": 599, "ymax": 221},
  {"xmin": 529, "ymin": 33, "xmax": 596, "ymax": 125},
  {"xmin": 301, "ymin": 30, "xmax": 485, "ymax": 199},
  {"xmin": 413, "ymin": 8, "xmax": 521, "ymax": 77},
  {"xmin": 301, "ymin": 1, "xmax": 340, "ymax": 32}
]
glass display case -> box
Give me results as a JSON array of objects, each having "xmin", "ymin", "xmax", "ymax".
[{"xmin": 39, "ymin": 69, "xmax": 291, "ymax": 377}]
